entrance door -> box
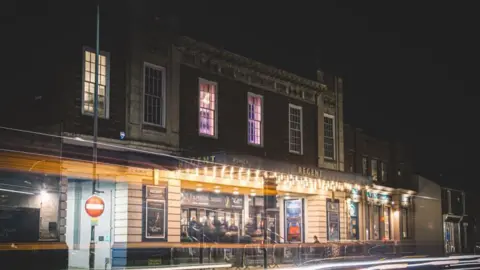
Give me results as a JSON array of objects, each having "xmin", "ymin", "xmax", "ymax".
[
  {"xmin": 444, "ymin": 221, "xmax": 460, "ymax": 254},
  {"xmin": 66, "ymin": 180, "xmax": 114, "ymax": 269}
]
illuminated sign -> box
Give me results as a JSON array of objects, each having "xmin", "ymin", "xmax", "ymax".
[{"xmin": 366, "ymin": 191, "xmax": 391, "ymax": 205}]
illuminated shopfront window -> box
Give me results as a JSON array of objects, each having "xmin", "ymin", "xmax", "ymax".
[
  {"xmin": 327, "ymin": 199, "xmax": 340, "ymax": 241},
  {"xmin": 366, "ymin": 191, "xmax": 392, "ymax": 240},
  {"xmin": 180, "ymin": 189, "xmax": 244, "ymax": 243},
  {"xmin": 383, "ymin": 207, "xmax": 391, "ymax": 240},
  {"xmin": 347, "ymin": 200, "xmax": 359, "ymax": 240},
  {"xmin": 0, "ymin": 171, "xmax": 61, "ymax": 242},
  {"xmin": 401, "ymin": 208, "xmax": 409, "ymax": 239}
]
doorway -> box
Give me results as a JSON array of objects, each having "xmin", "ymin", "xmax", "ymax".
[{"xmin": 444, "ymin": 221, "xmax": 460, "ymax": 254}]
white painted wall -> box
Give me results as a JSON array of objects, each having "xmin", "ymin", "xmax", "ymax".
[{"xmin": 66, "ymin": 179, "xmax": 115, "ymax": 269}]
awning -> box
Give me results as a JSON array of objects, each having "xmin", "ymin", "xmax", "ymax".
[{"xmin": 179, "ymin": 151, "xmax": 371, "ymax": 186}]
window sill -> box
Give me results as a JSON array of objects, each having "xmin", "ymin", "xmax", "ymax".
[
  {"xmin": 289, "ymin": 150, "xmax": 303, "ymax": 155},
  {"xmin": 247, "ymin": 142, "xmax": 263, "ymax": 148},
  {"xmin": 82, "ymin": 112, "xmax": 109, "ymax": 120},
  {"xmin": 143, "ymin": 123, "xmax": 166, "ymax": 133},
  {"xmin": 199, "ymin": 133, "xmax": 218, "ymax": 139}
]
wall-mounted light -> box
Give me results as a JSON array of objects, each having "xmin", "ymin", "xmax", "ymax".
[{"xmin": 39, "ymin": 189, "xmax": 49, "ymax": 202}]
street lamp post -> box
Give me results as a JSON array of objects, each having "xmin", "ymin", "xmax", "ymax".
[{"xmin": 88, "ymin": 2, "xmax": 100, "ymax": 270}]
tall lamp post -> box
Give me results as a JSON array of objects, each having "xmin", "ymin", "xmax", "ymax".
[{"xmin": 88, "ymin": 2, "xmax": 100, "ymax": 270}]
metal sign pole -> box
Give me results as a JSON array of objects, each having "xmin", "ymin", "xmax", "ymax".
[{"xmin": 88, "ymin": 2, "xmax": 100, "ymax": 269}]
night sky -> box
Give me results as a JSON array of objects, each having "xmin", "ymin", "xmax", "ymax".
[{"xmin": 168, "ymin": 2, "xmax": 478, "ymax": 219}]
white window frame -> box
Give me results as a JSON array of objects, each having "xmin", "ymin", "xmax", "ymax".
[
  {"xmin": 323, "ymin": 113, "xmax": 336, "ymax": 160},
  {"xmin": 247, "ymin": 92, "xmax": 264, "ymax": 147},
  {"xmin": 81, "ymin": 46, "xmax": 110, "ymax": 119},
  {"xmin": 288, "ymin": 104, "xmax": 303, "ymax": 155},
  {"xmin": 142, "ymin": 62, "xmax": 166, "ymax": 127},
  {"xmin": 198, "ymin": 78, "xmax": 218, "ymax": 138}
]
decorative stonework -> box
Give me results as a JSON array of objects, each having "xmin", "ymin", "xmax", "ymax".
[{"xmin": 175, "ymin": 37, "xmax": 335, "ymax": 105}]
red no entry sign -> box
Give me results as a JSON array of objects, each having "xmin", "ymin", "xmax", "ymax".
[{"xmin": 85, "ymin": 195, "xmax": 105, "ymax": 218}]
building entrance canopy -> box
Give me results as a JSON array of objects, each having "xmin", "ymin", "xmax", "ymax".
[{"xmin": 178, "ymin": 152, "xmax": 371, "ymax": 189}]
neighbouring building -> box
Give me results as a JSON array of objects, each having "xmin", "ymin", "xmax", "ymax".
[
  {"xmin": 414, "ymin": 175, "xmax": 475, "ymax": 256},
  {"xmin": 343, "ymin": 125, "xmax": 416, "ymax": 245},
  {"xmin": 414, "ymin": 175, "xmax": 443, "ymax": 256},
  {"xmin": 441, "ymin": 187, "xmax": 475, "ymax": 254}
]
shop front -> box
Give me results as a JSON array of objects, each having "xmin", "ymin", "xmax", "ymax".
[
  {"xmin": 0, "ymin": 151, "xmax": 68, "ymax": 270},
  {"xmin": 345, "ymin": 188, "xmax": 361, "ymax": 240},
  {"xmin": 180, "ymin": 187, "xmax": 244, "ymax": 243},
  {"xmin": 176, "ymin": 152, "xmax": 371, "ymax": 246},
  {"xmin": 364, "ymin": 189, "xmax": 393, "ymax": 241}
]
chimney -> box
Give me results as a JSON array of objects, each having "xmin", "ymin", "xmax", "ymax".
[{"xmin": 316, "ymin": 69, "xmax": 325, "ymax": 83}]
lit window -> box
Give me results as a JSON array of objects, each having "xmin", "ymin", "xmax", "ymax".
[
  {"xmin": 199, "ymin": 78, "xmax": 217, "ymax": 137},
  {"xmin": 247, "ymin": 93, "xmax": 263, "ymax": 145},
  {"xmin": 288, "ymin": 104, "xmax": 303, "ymax": 154},
  {"xmin": 82, "ymin": 48, "xmax": 109, "ymax": 118},
  {"xmin": 143, "ymin": 63, "xmax": 166, "ymax": 127},
  {"xmin": 371, "ymin": 159, "xmax": 378, "ymax": 181},
  {"xmin": 324, "ymin": 114, "xmax": 335, "ymax": 159}
]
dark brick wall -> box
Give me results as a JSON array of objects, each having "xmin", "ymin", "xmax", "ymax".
[
  {"xmin": 4, "ymin": 1, "xmax": 129, "ymax": 139},
  {"xmin": 179, "ymin": 65, "xmax": 318, "ymax": 166},
  {"xmin": 344, "ymin": 124, "xmax": 414, "ymax": 189},
  {"xmin": 57, "ymin": 1, "xmax": 128, "ymax": 139}
]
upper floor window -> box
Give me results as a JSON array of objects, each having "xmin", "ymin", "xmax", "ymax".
[
  {"xmin": 199, "ymin": 78, "xmax": 217, "ymax": 137},
  {"xmin": 82, "ymin": 48, "xmax": 109, "ymax": 118},
  {"xmin": 143, "ymin": 63, "xmax": 166, "ymax": 127},
  {"xmin": 381, "ymin": 162, "xmax": 387, "ymax": 181},
  {"xmin": 362, "ymin": 156, "xmax": 368, "ymax": 176},
  {"xmin": 288, "ymin": 104, "xmax": 303, "ymax": 154},
  {"xmin": 371, "ymin": 159, "xmax": 378, "ymax": 181},
  {"xmin": 324, "ymin": 114, "xmax": 335, "ymax": 160},
  {"xmin": 247, "ymin": 93, "xmax": 263, "ymax": 146}
]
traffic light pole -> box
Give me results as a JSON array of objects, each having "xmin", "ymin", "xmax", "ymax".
[{"xmin": 89, "ymin": 2, "xmax": 100, "ymax": 270}]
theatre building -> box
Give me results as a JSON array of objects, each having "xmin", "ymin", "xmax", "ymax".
[{"xmin": 1, "ymin": 2, "xmax": 417, "ymax": 267}]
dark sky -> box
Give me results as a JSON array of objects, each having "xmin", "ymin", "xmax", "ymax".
[{"xmin": 169, "ymin": 2, "xmax": 477, "ymax": 190}]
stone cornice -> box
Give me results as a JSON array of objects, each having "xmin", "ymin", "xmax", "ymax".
[{"xmin": 175, "ymin": 36, "xmax": 335, "ymax": 105}]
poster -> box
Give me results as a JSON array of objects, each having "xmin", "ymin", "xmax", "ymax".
[
  {"xmin": 348, "ymin": 201, "xmax": 359, "ymax": 240},
  {"xmin": 284, "ymin": 199, "xmax": 303, "ymax": 242},
  {"xmin": 145, "ymin": 185, "xmax": 167, "ymax": 239},
  {"xmin": 327, "ymin": 199, "xmax": 340, "ymax": 241},
  {"xmin": 145, "ymin": 199, "xmax": 166, "ymax": 239}
]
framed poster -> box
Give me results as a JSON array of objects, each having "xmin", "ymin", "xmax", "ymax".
[
  {"xmin": 144, "ymin": 185, "xmax": 167, "ymax": 239},
  {"xmin": 284, "ymin": 199, "xmax": 303, "ymax": 243},
  {"xmin": 145, "ymin": 199, "xmax": 166, "ymax": 239},
  {"xmin": 327, "ymin": 199, "xmax": 340, "ymax": 241}
]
